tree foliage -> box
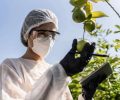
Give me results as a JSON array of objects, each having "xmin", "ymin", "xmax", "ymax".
[
  {"xmin": 69, "ymin": 25, "xmax": 120, "ymax": 100},
  {"xmin": 69, "ymin": 0, "xmax": 120, "ymax": 99}
]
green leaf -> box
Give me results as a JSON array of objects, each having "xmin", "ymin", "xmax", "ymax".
[
  {"xmin": 115, "ymin": 44, "xmax": 120, "ymax": 50},
  {"xmin": 115, "ymin": 25, "xmax": 120, "ymax": 30},
  {"xmin": 114, "ymin": 31, "xmax": 120, "ymax": 33},
  {"xmin": 91, "ymin": 11, "xmax": 108, "ymax": 18},
  {"xmin": 109, "ymin": 57, "xmax": 120, "ymax": 64},
  {"xmin": 96, "ymin": 24, "xmax": 102, "ymax": 29},
  {"xmin": 106, "ymin": 29, "xmax": 112, "ymax": 35},
  {"xmin": 114, "ymin": 39, "xmax": 120, "ymax": 42},
  {"xmin": 97, "ymin": 85, "xmax": 107, "ymax": 91},
  {"xmin": 90, "ymin": 0, "xmax": 103, "ymax": 3},
  {"xmin": 87, "ymin": 14, "xmax": 92, "ymax": 20},
  {"xmin": 85, "ymin": 1, "xmax": 93, "ymax": 15}
]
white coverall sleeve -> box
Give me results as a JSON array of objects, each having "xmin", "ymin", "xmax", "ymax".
[
  {"xmin": 0, "ymin": 62, "xmax": 84, "ymax": 100},
  {"xmin": 26, "ymin": 63, "xmax": 84, "ymax": 100},
  {"xmin": 25, "ymin": 63, "xmax": 72, "ymax": 100},
  {"xmin": 0, "ymin": 63, "xmax": 26, "ymax": 100},
  {"xmin": 78, "ymin": 95, "xmax": 84, "ymax": 100}
]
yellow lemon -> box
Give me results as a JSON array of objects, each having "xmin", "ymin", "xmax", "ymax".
[{"xmin": 77, "ymin": 40, "xmax": 87, "ymax": 52}]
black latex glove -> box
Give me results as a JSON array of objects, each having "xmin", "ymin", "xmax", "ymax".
[
  {"xmin": 60, "ymin": 39, "xmax": 95, "ymax": 76},
  {"xmin": 82, "ymin": 74, "xmax": 106, "ymax": 100}
]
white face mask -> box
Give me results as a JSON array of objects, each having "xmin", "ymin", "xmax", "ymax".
[{"xmin": 32, "ymin": 36, "xmax": 54, "ymax": 58}]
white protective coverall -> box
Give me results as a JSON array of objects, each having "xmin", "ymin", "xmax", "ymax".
[{"xmin": 0, "ymin": 58, "xmax": 84, "ymax": 100}]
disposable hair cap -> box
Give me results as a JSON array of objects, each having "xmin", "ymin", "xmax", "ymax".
[{"xmin": 20, "ymin": 9, "xmax": 58, "ymax": 47}]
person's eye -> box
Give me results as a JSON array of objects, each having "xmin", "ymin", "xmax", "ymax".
[
  {"xmin": 37, "ymin": 33, "xmax": 42, "ymax": 37},
  {"xmin": 37, "ymin": 33, "xmax": 44, "ymax": 38}
]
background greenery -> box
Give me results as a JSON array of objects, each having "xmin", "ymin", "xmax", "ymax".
[{"xmin": 68, "ymin": 0, "xmax": 120, "ymax": 99}]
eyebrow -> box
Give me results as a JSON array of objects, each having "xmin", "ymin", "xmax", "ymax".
[{"xmin": 34, "ymin": 30, "xmax": 60, "ymax": 34}]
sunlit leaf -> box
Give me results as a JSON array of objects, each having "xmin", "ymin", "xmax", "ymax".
[
  {"xmin": 92, "ymin": 11, "xmax": 108, "ymax": 18},
  {"xmin": 90, "ymin": 0, "xmax": 104, "ymax": 3},
  {"xmin": 85, "ymin": 1, "xmax": 93, "ymax": 15},
  {"xmin": 115, "ymin": 25, "xmax": 120, "ymax": 30},
  {"xmin": 114, "ymin": 31, "xmax": 120, "ymax": 33}
]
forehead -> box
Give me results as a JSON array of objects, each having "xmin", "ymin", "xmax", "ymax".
[{"xmin": 35, "ymin": 22, "xmax": 56, "ymax": 31}]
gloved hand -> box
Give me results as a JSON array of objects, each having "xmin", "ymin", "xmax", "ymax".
[
  {"xmin": 60, "ymin": 39, "xmax": 95, "ymax": 76},
  {"xmin": 82, "ymin": 74, "xmax": 106, "ymax": 100}
]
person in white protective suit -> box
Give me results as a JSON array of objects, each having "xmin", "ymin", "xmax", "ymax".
[{"xmin": 0, "ymin": 9, "xmax": 104, "ymax": 100}]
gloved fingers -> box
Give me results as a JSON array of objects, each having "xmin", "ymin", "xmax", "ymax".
[
  {"xmin": 91, "ymin": 42, "xmax": 96, "ymax": 47},
  {"xmin": 88, "ymin": 42, "xmax": 96, "ymax": 54},
  {"xmin": 75, "ymin": 57, "xmax": 87, "ymax": 67},
  {"xmin": 83, "ymin": 42, "xmax": 95, "ymax": 60},
  {"xmin": 80, "ymin": 42, "xmax": 90, "ymax": 57},
  {"xmin": 77, "ymin": 42, "xmax": 95, "ymax": 54},
  {"xmin": 83, "ymin": 42, "xmax": 91, "ymax": 52},
  {"xmin": 69, "ymin": 39, "xmax": 77, "ymax": 54},
  {"xmin": 74, "ymin": 42, "xmax": 91, "ymax": 67}
]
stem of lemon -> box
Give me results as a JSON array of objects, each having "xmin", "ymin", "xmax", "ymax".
[{"xmin": 83, "ymin": 23, "xmax": 85, "ymax": 40}]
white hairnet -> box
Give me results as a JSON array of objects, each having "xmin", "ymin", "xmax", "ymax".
[{"xmin": 20, "ymin": 9, "xmax": 58, "ymax": 47}]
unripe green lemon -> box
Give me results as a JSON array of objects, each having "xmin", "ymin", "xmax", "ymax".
[
  {"xmin": 70, "ymin": 0, "xmax": 87, "ymax": 7},
  {"xmin": 72, "ymin": 8, "xmax": 86, "ymax": 23},
  {"xmin": 84, "ymin": 20, "xmax": 96, "ymax": 32},
  {"xmin": 77, "ymin": 40, "xmax": 87, "ymax": 52}
]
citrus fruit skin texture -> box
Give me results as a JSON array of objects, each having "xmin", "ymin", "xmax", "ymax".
[
  {"xmin": 77, "ymin": 40, "xmax": 87, "ymax": 52},
  {"xmin": 70, "ymin": 0, "xmax": 87, "ymax": 7},
  {"xmin": 72, "ymin": 8, "xmax": 86, "ymax": 23},
  {"xmin": 84, "ymin": 20, "xmax": 96, "ymax": 32}
]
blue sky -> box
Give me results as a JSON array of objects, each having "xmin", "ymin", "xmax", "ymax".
[{"xmin": 0, "ymin": 0, "xmax": 120, "ymax": 64}]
